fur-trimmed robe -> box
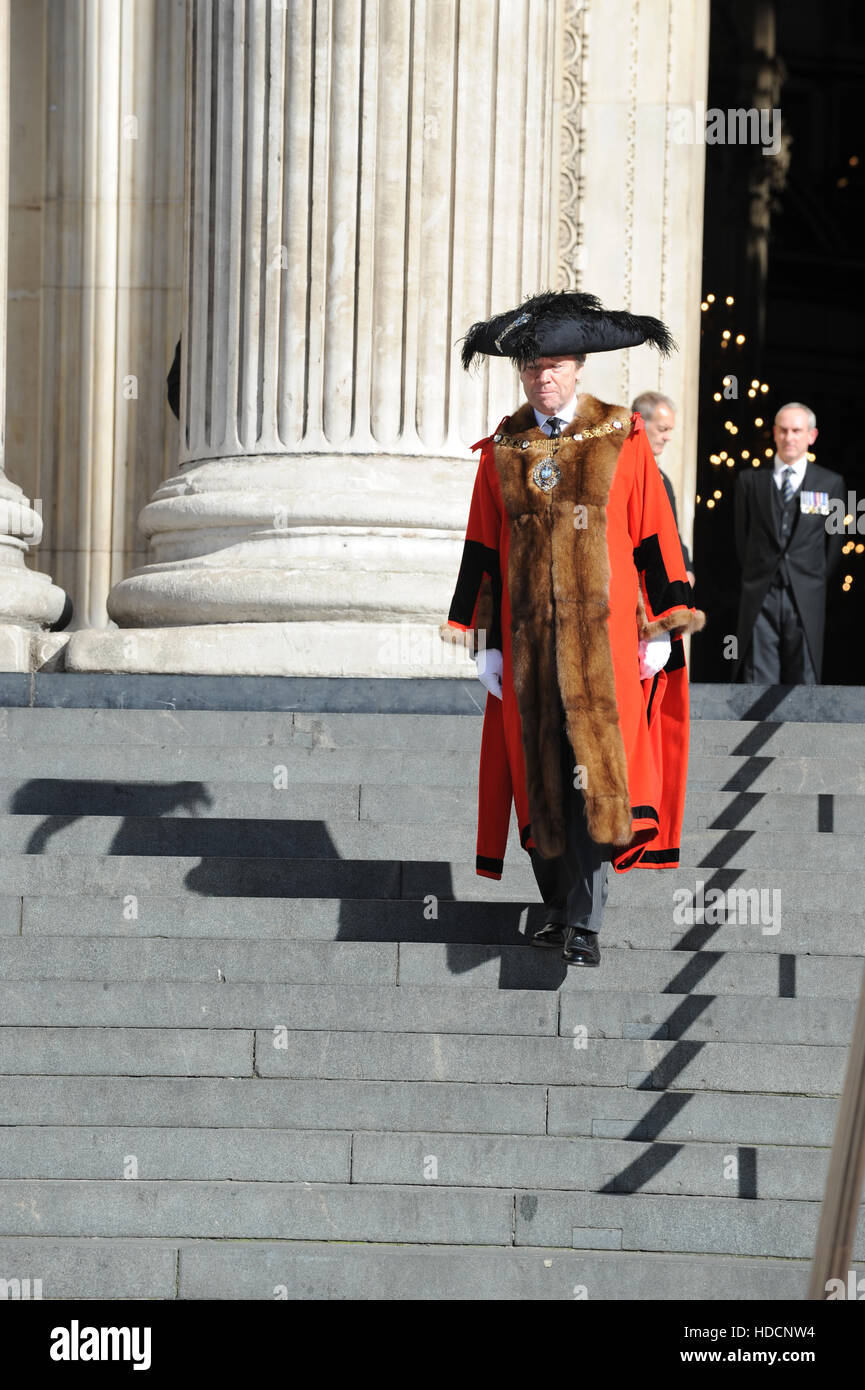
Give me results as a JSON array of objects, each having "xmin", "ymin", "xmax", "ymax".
[{"xmin": 447, "ymin": 394, "xmax": 706, "ymax": 879}]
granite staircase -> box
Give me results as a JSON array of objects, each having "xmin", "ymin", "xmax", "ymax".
[{"xmin": 1, "ymin": 691, "xmax": 864, "ymax": 1300}]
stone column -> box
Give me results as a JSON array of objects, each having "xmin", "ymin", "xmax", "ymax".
[
  {"xmin": 7, "ymin": 0, "xmax": 186, "ymax": 633},
  {"xmin": 69, "ymin": 0, "xmax": 564, "ymax": 677},
  {"xmin": 569, "ymin": 0, "xmax": 710, "ymax": 567},
  {"xmin": 0, "ymin": 0, "xmax": 66, "ymax": 671}
]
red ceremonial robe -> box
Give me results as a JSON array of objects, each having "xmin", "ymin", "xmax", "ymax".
[{"xmin": 447, "ymin": 394, "xmax": 705, "ymax": 881}]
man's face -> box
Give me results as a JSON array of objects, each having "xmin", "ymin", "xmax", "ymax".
[
  {"xmin": 773, "ymin": 408, "xmax": 817, "ymax": 463},
  {"xmin": 518, "ymin": 355, "xmax": 584, "ymax": 415},
  {"xmin": 645, "ymin": 403, "xmax": 676, "ymax": 457}
]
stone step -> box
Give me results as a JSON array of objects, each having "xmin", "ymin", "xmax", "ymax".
[
  {"xmin": 684, "ymin": 792, "xmax": 859, "ymax": 831},
  {"xmin": 0, "ymin": 709, "xmax": 857, "ymax": 750},
  {"xmin": 349, "ymin": 1130, "xmax": 838, "ymax": 1200},
  {"xmin": 2, "ymin": 779, "xmax": 862, "ymax": 831},
  {"xmin": 0, "ymin": 1238, "xmax": 178, "ymax": 1300},
  {"xmin": 395, "ymin": 943, "xmax": 863, "ymax": 997},
  {"xmin": 254, "ymin": 1026, "xmax": 850, "ymax": 1086},
  {"xmin": 1, "ymin": 698, "xmax": 861, "ymax": 1297},
  {"xmin": 0, "ymin": 815, "xmax": 860, "ymax": 871},
  {"xmin": 0, "ymin": 1179, "xmax": 514, "ymax": 1244},
  {"xmin": 0, "ymin": 1063, "xmax": 846, "ymax": 1146},
  {"xmin": 172, "ymin": 1240, "xmax": 810, "ymax": 1300},
  {"xmin": 0, "ymin": 1128, "xmax": 351, "ymax": 1182},
  {"xmin": 0, "ymin": 853, "xmax": 858, "ymax": 911},
  {"xmin": 0, "ymin": 1073, "xmax": 842, "ymax": 1148},
  {"xmin": 10, "ymin": 893, "xmax": 861, "ymax": 956},
  {"xmin": 0, "ymin": 939, "xmax": 398, "ymax": 986},
  {"xmin": 557, "ymin": 991, "xmax": 855, "ymax": 1048},
  {"xmin": 0, "ymin": 1236, "xmax": 813, "ymax": 1300},
  {"xmin": 3, "ymin": 700, "xmax": 862, "ymax": 1295},
  {"xmin": 0, "ymin": 1027, "xmax": 253, "ymax": 1075},
  {"xmin": 2, "ymin": 704, "xmax": 865, "ymax": 755},
  {"xmin": 678, "ymin": 830, "xmax": 858, "ymax": 870},
  {"xmin": 0, "ymin": 1074, "xmax": 548, "ymax": 1133},
  {"xmin": 0, "ymin": 1178, "xmax": 860, "ymax": 1257},
  {"xmin": 0, "ymin": 1017, "xmax": 853, "ymax": 1088},
  {"xmin": 432, "ymin": 862, "xmax": 862, "ymax": 912},
  {"xmin": 544, "ymin": 1084, "xmax": 841, "ymax": 1146},
  {"xmin": 0, "ymin": 851, "xmax": 408, "ymax": 899},
  {"xmin": 0, "ymin": 954, "xmax": 858, "ymax": 1033},
  {"xmin": 512, "ymin": 1190, "xmax": 865, "ymax": 1260},
  {"xmin": 2, "ymin": 746, "xmax": 863, "ymax": 794},
  {"xmin": 686, "ymin": 683, "xmax": 865, "ymax": 724},
  {"xmin": 0, "ymin": 1124, "xmax": 841, "ymax": 1202},
  {"xmin": 359, "ymin": 787, "xmax": 864, "ymax": 830},
  {"xmin": 0, "ymin": 780, "xmax": 362, "ymax": 820},
  {"xmin": 0, "ymin": 1007, "xmax": 853, "ymax": 1080},
  {"xmin": 687, "ymin": 755, "xmax": 865, "ymax": 796},
  {"xmin": 1, "ymin": 672, "xmax": 861, "ymax": 721},
  {"xmin": 0, "ymin": 938, "xmax": 858, "ymax": 998},
  {"xmin": 0, "ymin": 980, "xmax": 557, "ymax": 1035}
]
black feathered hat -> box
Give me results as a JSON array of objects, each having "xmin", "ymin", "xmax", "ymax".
[{"xmin": 460, "ymin": 290, "xmax": 677, "ymax": 370}]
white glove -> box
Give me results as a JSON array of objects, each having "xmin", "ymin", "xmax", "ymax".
[
  {"xmin": 475, "ymin": 646, "xmax": 503, "ymax": 700},
  {"xmin": 638, "ymin": 632, "xmax": 671, "ymax": 679}
]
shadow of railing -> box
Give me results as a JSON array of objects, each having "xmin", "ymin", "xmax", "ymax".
[{"xmin": 599, "ymin": 683, "xmax": 805, "ymax": 1198}]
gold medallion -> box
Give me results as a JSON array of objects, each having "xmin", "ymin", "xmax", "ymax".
[{"xmin": 532, "ymin": 459, "xmax": 561, "ymax": 491}]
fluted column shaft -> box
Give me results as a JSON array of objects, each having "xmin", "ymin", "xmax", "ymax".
[
  {"xmin": 182, "ymin": 0, "xmax": 558, "ymax": 460},
  {"xmin": 31, "ymin": 0, "xmax": 186, "ymax": 630},
  {"xmin": 569, "ymin": 0, "xmax": 709, "ymax": 560},
  {"xmin": 106, "ymin": 0, "xmax": 563, "ymax": 639},
  {"xmin": 0, "ymin": 0, "xmax": 66, "ymax": 657}
]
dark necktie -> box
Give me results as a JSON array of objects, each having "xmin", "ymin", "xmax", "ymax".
[
  {"xmin": 546, "ymin": 416, "xmax": 563, "ymax": 438},
  {"xmin": 782, "ymin": 466, "xmax": 795, "ymax": 503}
]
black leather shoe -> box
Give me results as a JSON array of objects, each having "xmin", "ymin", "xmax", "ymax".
[
  {"xmin": 562, "ymin": 926, "xmax": 600, "ymax": 966},
  {"xmin": 531, "ymin": 922, "xmax": 567, "ymax": 949}
]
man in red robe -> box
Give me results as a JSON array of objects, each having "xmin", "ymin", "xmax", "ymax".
[{"xmin": 447, "ymin": 291, "xmax": 705, "ymax": 966}]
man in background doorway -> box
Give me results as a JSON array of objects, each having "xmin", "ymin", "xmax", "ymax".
[
  {"xmin": 733, "ymin": 402, "xmax": 844, "ymax": 684},
  {"xmin": 631, "ymin": 391, "xmax": 695, "ymax": 587}
]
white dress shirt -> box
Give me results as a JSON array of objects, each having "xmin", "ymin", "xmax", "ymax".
[
  {"xmin": 772, "ymin": 453, "xmax": 808, "ymax": 492},
  {"xmin": 533, "ymin": 394, "xmax": 579, "ymax": 434}
]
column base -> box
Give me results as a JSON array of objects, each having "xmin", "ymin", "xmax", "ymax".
[
  {"xmin": 65, "ymin": 621, "xmax": 478, "ymax": 679},
  {"xmin": 0, "ymin": 625, "xmax": 70, "ymax": 672},
  {"xmin": 0, "ymin": 562, "xmax": 67, "ymax": 629}
]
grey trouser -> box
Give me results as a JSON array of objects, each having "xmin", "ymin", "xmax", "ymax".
[
  {"xmin": 743, "ymin": 576, "xmax": 817, "ymax": 684},
  {"xmin": 528, "ymin": 728, "xmax": 610, "ymax": 933}
]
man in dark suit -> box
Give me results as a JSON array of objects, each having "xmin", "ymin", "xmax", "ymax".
[
  {"xmin": 631, "ymin": 391, "xmax": 695, "ymax": 585},
  {"xmin": 734, "ymin": 402, "xmax": 844, "ymax": 683}
]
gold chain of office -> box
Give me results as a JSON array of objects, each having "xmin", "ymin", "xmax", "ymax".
[{"xmin": 492, "ymin": 416, "xmax": 630, "ymax": 456}]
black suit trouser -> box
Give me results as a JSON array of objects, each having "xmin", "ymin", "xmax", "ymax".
[
  {"xmin": 743, "ymin": 576, "xmax": 817, "ymax": 684},
  {"xmin": 528, "ymin": 726, "xmax": 610, "ymax": 933}
]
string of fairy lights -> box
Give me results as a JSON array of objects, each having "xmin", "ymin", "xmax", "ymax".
[{"xmin": 697, "ymin": 291, "xmax": 857, "ymax": 594}]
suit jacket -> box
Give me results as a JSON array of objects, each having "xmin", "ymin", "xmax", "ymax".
[
  {"xmin": 659, "ymin": 468, "xmax": 692, "ymax": 572},
  {"xmin": 733, "ymin": 461, "xmax": 845, "ymax": 680}
]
